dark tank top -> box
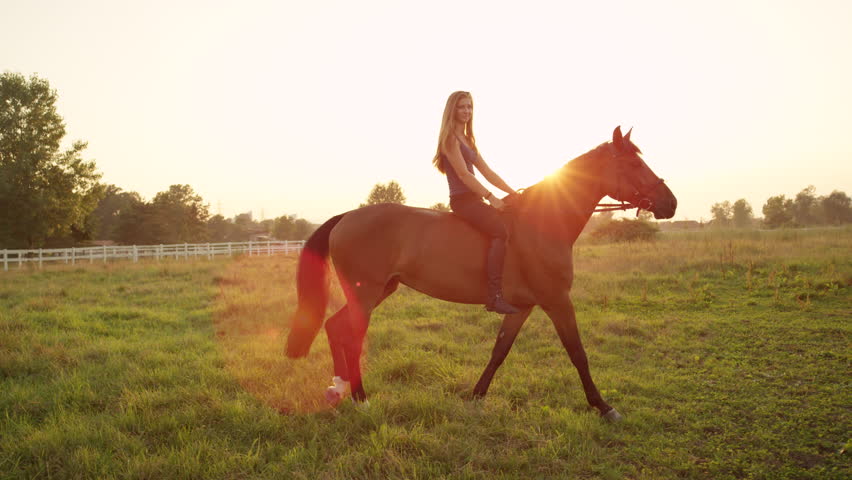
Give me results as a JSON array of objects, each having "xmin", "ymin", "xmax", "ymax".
[{"xmin": 441, "ymin": 139, "xmax": 477, "ymax": 197}]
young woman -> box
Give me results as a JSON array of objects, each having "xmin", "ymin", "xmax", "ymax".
[{"xmin": 433, "ymin": 91, "xmax": 521, "ymax": 314}]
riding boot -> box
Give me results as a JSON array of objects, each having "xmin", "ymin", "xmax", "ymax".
[{"xmin": 485, "ymin": 238, "xmax": 522, "ymax": 314}]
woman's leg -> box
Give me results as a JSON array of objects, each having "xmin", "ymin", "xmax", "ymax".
[{"xmin": 450, "ymin": 195, "xmax": 520, "ymax": 314}]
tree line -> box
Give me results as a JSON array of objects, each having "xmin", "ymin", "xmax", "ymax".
[
  {"xmin": 0, "ymin": 72, "xmax": 314, "ymax": 249},
  {"xmin": 711, "ymin": 186, "xmax": 852, "ymax": 229},
  {"xmin": 87, "ymin": 183, "xmax": 316, "ymax": 247}
]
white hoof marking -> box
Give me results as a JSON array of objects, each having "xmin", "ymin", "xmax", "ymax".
[
  {"xmin": 603, "ymin": 408, "xmax": 623, "ymax": 422},
  {"xmin": 325, "ymin": 376, "xmax": 349, "ymax": 406}
]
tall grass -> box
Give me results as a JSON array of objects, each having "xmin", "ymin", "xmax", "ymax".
[{"xmin": 0, "ymin": 228, "xmax": 849, "ymax": 479}]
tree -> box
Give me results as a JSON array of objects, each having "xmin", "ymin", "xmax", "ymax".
[
  {"xmin": 636, "ymin": 209, "xmax": 654, "ymax": 221},
  {"xmin": 793, "ymin": 185, "xmax": 818, "ymax": 226},
  {"xmin": 762, "ymin": 195, "xmax": 794, "ymax": 229},
  {"xmin": 430, "ymin": 202, "xmax": 450, "ymax": 212},
  {"xmin": 115, "ymin": 202, "xmax": 162, "ymax": 245},
  {"xmin": 0, "ymin": 72, "xmax": 104, "ymax": 247},
  {"xmin": 360, "ymin": 180, "xmax": 406, "ymax": 207},
  {"xmin": 581, "ymin": 211, "xmax": 614, "ymax": 235},
  {"xmin": 273, "ymin": 214, "xmax": 295, "ymax": 240},
  {"xmin": 228, "ymin": 212, "xmax": 254, "ymax": 241},
  {"xmin": 259, "ymin": 219, "xmax": 274, "ymax": 235},
  {"xmin": 820, "ymin": 190, "xmax": 852, "ymax": 225},
  {"xmin": 731, "ymin": 199, "xmax": 754, "ymax": 228},
  {"xmin": 291, "ymin": 218, "xmax": 315, "ymax": 240},
  {"xmin": 150, "ymin": 184, "xmax": 210, "ymax": 243},
  {"xmin": 591, "ymin": 218, "xmax": 659, "ymax": 242},
  {"xmin": 710, "ymin": 201, "xmax": 732, "ymax": 228},
  {"xmin": 206, "ymin": 214, "xmax": 231, "ymax": 242},
  {"xmin": 87, "ymin": 185, "xmax": 144, "ymax": 240},
  {"xmin": 271, "ymin": 214, "xmax": 315, "ymax": 240}
]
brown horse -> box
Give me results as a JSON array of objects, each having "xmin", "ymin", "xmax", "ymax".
[{"xmin": 286, "ymin": 126, "xmax": 676, "ymax": 420}]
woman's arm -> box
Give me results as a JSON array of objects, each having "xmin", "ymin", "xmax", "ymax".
[
  {"xmin": 443, "ymin": 138, "xmax": 505, "ymax": 206},
  {"xmin": 472, "ymin": 154, "xmax": 516, "ymax": 196}
]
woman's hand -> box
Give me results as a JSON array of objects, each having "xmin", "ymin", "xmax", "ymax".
[{"xmin": 487, "ymin": 193, "xmax": 506, "ymax": 210}]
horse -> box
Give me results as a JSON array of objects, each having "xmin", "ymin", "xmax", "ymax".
[{"xmin": 286, "ymin": 126, "xmax": 677, "ymax": 421}]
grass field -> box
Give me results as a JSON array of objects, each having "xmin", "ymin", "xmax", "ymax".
[{"xmin": 1, "ymin": 227, "xmax": 850, "ymax": 479}]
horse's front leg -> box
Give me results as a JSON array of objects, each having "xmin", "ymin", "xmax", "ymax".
[
  {"xmin": 543, "ymin": 297, "xmax": 622, "ymax": 421},
  {"xmin": 473, "ymin": 307, "xmax": 533, "ymax": 398}
]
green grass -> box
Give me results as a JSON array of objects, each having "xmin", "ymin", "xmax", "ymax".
[{"xmin": 1, "ymin": 228, "xmax": 850, "ymax": 479}]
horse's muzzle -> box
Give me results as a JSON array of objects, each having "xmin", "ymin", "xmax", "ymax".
[{"xmin": 652, "ymin": 195, "xmax": 677, "ymax": 219}]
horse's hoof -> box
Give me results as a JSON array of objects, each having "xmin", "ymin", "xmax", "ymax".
[
  {"xmin": 354, "ymin": 399, "xmax": 371, "ymax": 411},
  {"xmin": 325, "ymin": 387, "xmax": 343, "ymax": 406},
  {"xmin": 602, "ymin": 408, "xmax": 623, "ymax": 422}
]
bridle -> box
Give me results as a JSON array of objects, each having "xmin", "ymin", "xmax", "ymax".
[
  {"xmin": 509, "ymin": 142, "xmax": 667, "ymax": 216},
  {"xmin": 594, "ymin": 147, "xmax": 666, "ymax": 216}
]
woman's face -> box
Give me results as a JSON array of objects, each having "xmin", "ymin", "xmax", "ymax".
[{"xmin": 454, "ymin": 96, "xmax": 473, "ymax": 124}]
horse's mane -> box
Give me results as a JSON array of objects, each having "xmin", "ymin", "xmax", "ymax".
[{"xmin": 516, "ymin": 142, "xmax": 610, "ymax": 201}]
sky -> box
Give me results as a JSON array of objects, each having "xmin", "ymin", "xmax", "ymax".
[{"xmin": 2, "ymin": 0, "xmax": 851, "ymax": 224}]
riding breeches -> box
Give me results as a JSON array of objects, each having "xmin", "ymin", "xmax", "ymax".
[{"xmin": 449, "ymin": 193, "xmax": 508, "ymax": 241}]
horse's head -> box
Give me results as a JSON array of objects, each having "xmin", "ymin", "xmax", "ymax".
[{"xmin": 601, "ymin": 126, "xmax": 677, "ymax": 219}]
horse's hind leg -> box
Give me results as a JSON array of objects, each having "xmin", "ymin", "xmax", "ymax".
[
  {"xmin": 473, "ymin": 307, "xmax": 533, "ymax": 398},
  {"xmin": 322, "ymin": 303, "xmax": 367, "ymax": 405},
  {"xmin": 334, "ymin": 277, "xmax": 400, "ymax": 404},
  {"xmin": 324, "ymin": 306, "xmax": 351, "ymax": 405}
]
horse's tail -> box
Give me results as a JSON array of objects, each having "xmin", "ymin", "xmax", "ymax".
[{"xmin": 286, "ymin": 213, "xmax": 347, "ymax": 358}]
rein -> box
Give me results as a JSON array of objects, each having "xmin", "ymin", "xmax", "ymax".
[
  {"xmin": 512, "ymin": 146, "xmax": 667, "ymax": 217},
  {"xmin": 594, "ymin": 178, "xmax": 665, "ymax": 215},
  {"xmin": 593, "ymin": 202, "xmax": 639, "ymax": 213}
]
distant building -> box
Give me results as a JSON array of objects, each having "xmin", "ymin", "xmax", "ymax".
[{"xmin": 657, "ymin": 220, "xmax": 703, "ymax": 231}]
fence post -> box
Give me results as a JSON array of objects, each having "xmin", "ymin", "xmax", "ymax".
[
  {"xmin": 103, "ymin": 245, "xmax": 107, "ymax": 263},
  {"xmin": 249, "ymin": 240, "xmax": 253, "ymax": 257},
  {"xmin": 184, "ymin": 243, "xmax": 188, "ymax": 260},
  {"xmin": 71, "ymin": 247, "xmax": 76, "ymax": 265},
  {"xmin": 39, "ymin": 249, "xmax": 43, "ymax": 269},
  {"xmin": 228, "ymin": 242, "xmax": 232, "ymax": 257},
  {"xmin": 2, "ymin": 249, "xmax": 6, "ymax": 271}
]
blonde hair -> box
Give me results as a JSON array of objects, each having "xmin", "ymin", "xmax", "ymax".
[{"xmin": 432, "ymin": 91, "xmax": 478, "ymax": 173}]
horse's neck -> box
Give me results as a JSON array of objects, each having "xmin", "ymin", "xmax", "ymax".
[
  {"xmin": 523, "ymin": 147, "xmax": 607, "ymax": 243},
  {"xmin": 555, "ymin": 170, "xmax": 605, "ymax": 241}
]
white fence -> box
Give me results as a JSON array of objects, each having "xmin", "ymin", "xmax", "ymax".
[{"xmin": 1, "ymin": 240, "xmax": 305, "ymax": 271}]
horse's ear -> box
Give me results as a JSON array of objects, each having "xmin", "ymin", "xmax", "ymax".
[
  {"xmin": 624, "ymin": 127, "xmax": 633, "ymax": 145},
  {"xmin": 612, "ymin": 126, "xmax": 623, "ymax": 148}
]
